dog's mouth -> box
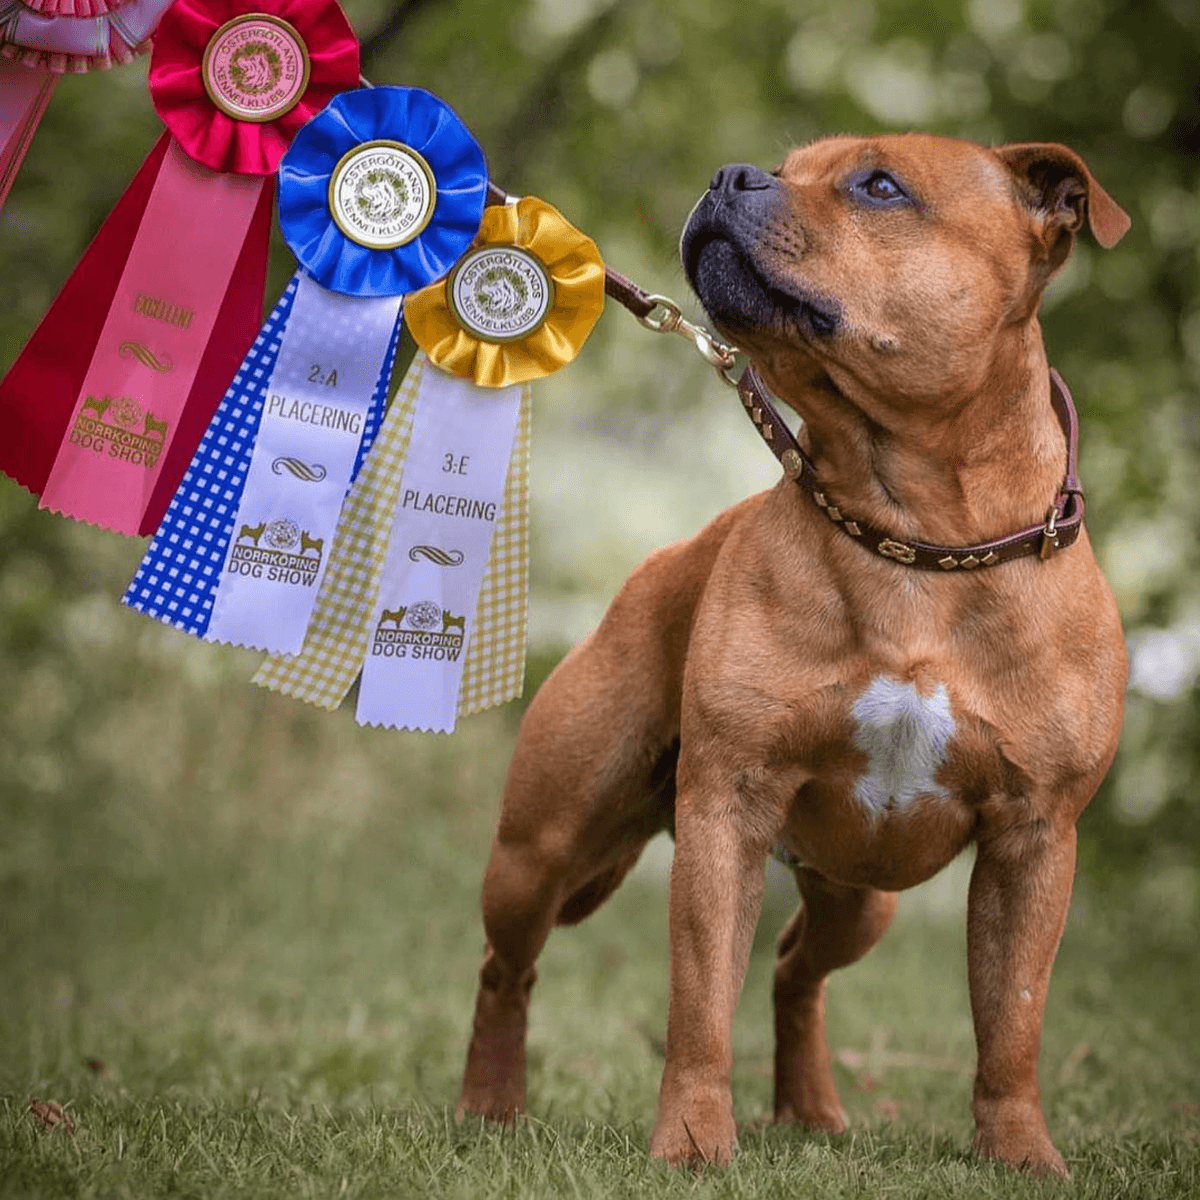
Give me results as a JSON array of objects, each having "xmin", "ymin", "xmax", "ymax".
[{"xmin": 683, "ymin": 232, "xmax": 842, "ymax": 344}]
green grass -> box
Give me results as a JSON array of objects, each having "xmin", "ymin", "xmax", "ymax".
[{"xmin": 1, "ymin": 684, "xmax": 1197, "ymax": 1198}]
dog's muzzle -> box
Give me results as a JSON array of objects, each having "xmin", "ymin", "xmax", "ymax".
[{"xmin": 681, "ymin": 163, "xmax": 840, "ymax": 339}]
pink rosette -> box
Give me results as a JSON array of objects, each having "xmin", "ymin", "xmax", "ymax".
[
  {"xmin": 0, "ymin": 0, "xmax": 172, "ymax": 73},
  {"xmin": 1, "ymin": 0, "xmax": 173, "ymax": 214},
  {"xmin": 149, "ymin": 0, "xmax": 361, "ymax": 176},
  {"xmin": 22, "ymin": 1, "xmax": 128, "ymax": 16}
]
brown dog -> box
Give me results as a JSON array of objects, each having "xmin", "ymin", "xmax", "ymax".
[{"xmin": 458, "ymin": 134, "xmax": 1131, "ymax": 1179}]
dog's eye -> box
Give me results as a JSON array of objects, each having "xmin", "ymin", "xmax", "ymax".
[
  {"xmin": 861, "ymin": 172, "xmax": 905, "ymax": 202},
  {"xmin": 866, "ymin": 174, "xmax": 901, "ymax": 199},
  {"xmin": 854, "ymin": 171, "xmax": 907, "ymax": 206}
]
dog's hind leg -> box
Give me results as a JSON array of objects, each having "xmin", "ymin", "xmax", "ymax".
[
  {"xmin": 772, "ymin": 868, "xmax": 897, "ymax": 1130},
  {"xmin": 456, "ymin": 671, "xmax": 676, "ymax": 1123}
]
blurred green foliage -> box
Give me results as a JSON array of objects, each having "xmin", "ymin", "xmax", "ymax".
[{"xmin": 1, "ymin": 0, "xmax": 1197, "ymax": 908}]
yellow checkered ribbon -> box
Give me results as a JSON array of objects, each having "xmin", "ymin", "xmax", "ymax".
[
  {"xmin": 458, "ymin": 381, "xmax": 530, "ymax": 715},
  {"xmin": 253, "ymin": 351, "xmax": 531, "ymax": 719}
]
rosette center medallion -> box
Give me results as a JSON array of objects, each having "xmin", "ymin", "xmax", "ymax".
[
  {"xmin": 202, "ymin": 14, "xmax": 311, "ymax": 124},
  {"xmin": 448, "ymin": 247, "xmax": 554, "ymax": 343},
  {"xmin": 405, "ymin": 600, "xmax": 443, "ymax": 631},
  {"xmin": 328, "ymin": 140, "xmax": 437, "ymax": 251},
  {"xmin": 264, "ymin": 517, "xmax": 300, "ymax": 551}
]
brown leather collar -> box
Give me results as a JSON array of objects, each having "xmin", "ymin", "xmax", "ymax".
[{"xmin": 734, "ymin": 365, "xmax": 1084, "ymax": 569}]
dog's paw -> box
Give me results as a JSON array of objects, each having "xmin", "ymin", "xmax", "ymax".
[
  {"xmin": 973, "ymin": 1111, "xmax": 1069, "ymax": 1180},
  {"xmin": 773, "ymin": 1099, "xmax": 848, "ymax": 1134},
  {"xmin": 458, "ymin": 1033, "xmax": 528, "ymax": 1126},
  {"xmin": 650, "ymin": 1093, "xmax": 738, "ymax": 1168},
  {"xmin": 456, "ymin": 1089, "xmax": 526, "ymax": 1126}
]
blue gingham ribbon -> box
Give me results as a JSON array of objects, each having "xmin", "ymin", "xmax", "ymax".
[{"xmin": 122, "ymin": 274, "xmax": 397, "ymax": 635}]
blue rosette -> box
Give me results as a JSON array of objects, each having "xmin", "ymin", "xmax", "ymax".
[{"xmin": 278, "ymin": 86, "xmax": 488, "ymax": 297}]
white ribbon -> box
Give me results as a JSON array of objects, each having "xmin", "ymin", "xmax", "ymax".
[
  {"xmin": 356, "ymin": 364, "xmax": 523, "ymax": 732},
  {"xmin": 204, "ymin": 272, "xmax": 402, "ymax": 654}
]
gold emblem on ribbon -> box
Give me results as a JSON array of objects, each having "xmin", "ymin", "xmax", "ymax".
[
  {"xmin": 446, "ymin": 246, "xmax": 555, "ymax": 344},
  {"xmin": 327, "ymin": 140, "xmax": 437, "ymax": 251},
  {"xmin": 119, "ymin": 342, "xmax": 174, "ymax": 373},
  {"xmin": 201, "ymin": 14, "xmax": 311, "ymax": 125},
  {"xmin": 405, "ymin": 196, "xmax": 605, "ymax": 387},
  {"xmin": 69, "ymin": 395, "xmax": 170, "ymax": 469}
]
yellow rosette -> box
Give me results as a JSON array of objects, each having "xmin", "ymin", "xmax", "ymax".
[{"xmin": 405, "ymin": 196, "xmax": 605, "ymax": 387}]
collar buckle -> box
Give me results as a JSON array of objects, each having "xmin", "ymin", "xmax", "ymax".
[{"xmin": 1039, "ymin": 505, "xmax": 1060, "ymax": 560}]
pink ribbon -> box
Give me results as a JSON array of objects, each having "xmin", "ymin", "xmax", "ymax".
[
  {"xmin": 36, "ymin": 137, "xmax": 268, "ymax": 531},
  {"xmin": 0, "ymin": 0, "xmax": 172, "ymax": 72},
  {"xmin": 0, "ymin": 0, "xmax": 172, "ymax": 214},
  {"xmin": 21, "ymin": 3, "xmax": 127, "ymax": 17},
  {"xmin": 0, "ymin": 132, "xmax": 275, "ymax": 533}
]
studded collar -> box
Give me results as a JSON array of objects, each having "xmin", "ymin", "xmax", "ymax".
[{"xmin": 734, "ymin": 366, "xmax": 1085, "ymax": 570}]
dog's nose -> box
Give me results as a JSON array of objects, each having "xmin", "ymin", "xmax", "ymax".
[{"xmin": 708, "ymin": 163, "xmax": 775, "ymax": 198}]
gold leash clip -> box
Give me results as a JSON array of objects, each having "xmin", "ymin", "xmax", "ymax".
[{"xmin": 636, "ymin": 295, "xmax": 741, "ymax": 387}]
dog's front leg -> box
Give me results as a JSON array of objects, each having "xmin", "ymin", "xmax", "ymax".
[
  {"xmin": 967, "ymin": 815, "xmax": 1078, "ymax": 1180},
  {"xmin": 650, "ymin": 776, "xmax": 767, "ymax": 1167}
]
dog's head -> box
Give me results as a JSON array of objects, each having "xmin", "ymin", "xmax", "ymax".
[{"xmin": 681, "ymin": 134, "xmax": 1129, "ymax": 408}]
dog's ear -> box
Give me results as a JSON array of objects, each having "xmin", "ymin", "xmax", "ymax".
[{"xmin": 995, "ymin": 143, "xmax": 1131, "ymax": 275}]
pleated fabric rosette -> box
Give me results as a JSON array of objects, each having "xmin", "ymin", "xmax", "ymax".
[
  {"xmin": 255, "ymin": 194, "xmax": 605, "ymax": 733},
  {"xmin": 0, "ymin": 0, "xmax": 174, "ymax": 211},
  {"xmin": 123, "ymin": 84, "xmax": 488, "ymax": 659},
  {"xmin": 0, "ymin": 0, "xmax": 359, "ymax": 535}
]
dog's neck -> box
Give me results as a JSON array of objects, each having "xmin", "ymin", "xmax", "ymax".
[{"xmin": 757, "ymin": 325, "xmax": 1068, "ymax": 548}]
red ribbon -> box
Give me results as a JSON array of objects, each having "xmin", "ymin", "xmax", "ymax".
[
  {"xmin": 0, "ymin": 134, "xmax": 276, "ymax": 530},
  {"xmin": 0, "ymin": 0, "xmax": 360, "ymax": 534}
]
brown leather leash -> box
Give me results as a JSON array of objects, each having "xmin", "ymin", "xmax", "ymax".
[
  {"xmin": 487, "ymin": 182, "xmax": 659, "ymax": 317},
  {"xmin": 486, "ymin": 184, "xmax": 1085, "ymax": 569}
]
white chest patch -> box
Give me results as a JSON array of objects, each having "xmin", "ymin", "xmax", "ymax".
[{"xmin": 851, "ymin": 677, "xmax": 956, "ymax": 816}]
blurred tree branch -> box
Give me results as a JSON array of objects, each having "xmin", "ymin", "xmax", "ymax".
[
  {"xmin": 487, "ymin": 1, "xmax": 626, "ymax": 185},
  {"xmin": 360, "ymin": 0, "xmax": 440, "ymax": 67}
]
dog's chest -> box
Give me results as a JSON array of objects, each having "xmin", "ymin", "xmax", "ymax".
[
  {"xmin": 849, "ymin": 676, "xmax": 956, "ymax": 814},
  {"xmin": 773, "ymin": 673, "xmax": 977, "ymax": 888}
]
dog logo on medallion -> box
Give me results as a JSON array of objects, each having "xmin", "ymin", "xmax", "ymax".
[
  {"xmin": 372, "ymin": 600, "xmax": 467, "ymax": 661},
  {"xmin": 229, "ymin": 43, "xmax": 281, "ymax": 95},
  {"xmin": 448, "ymin": 247, "xmax": 554, "ymax": 343},
  {"xmin": 329, "ymin": 141, "xmax": 436, "ymax": 250},
  {"xmin": 357, "ymin": 169, "xmax": 408, "ymax": 222}
]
